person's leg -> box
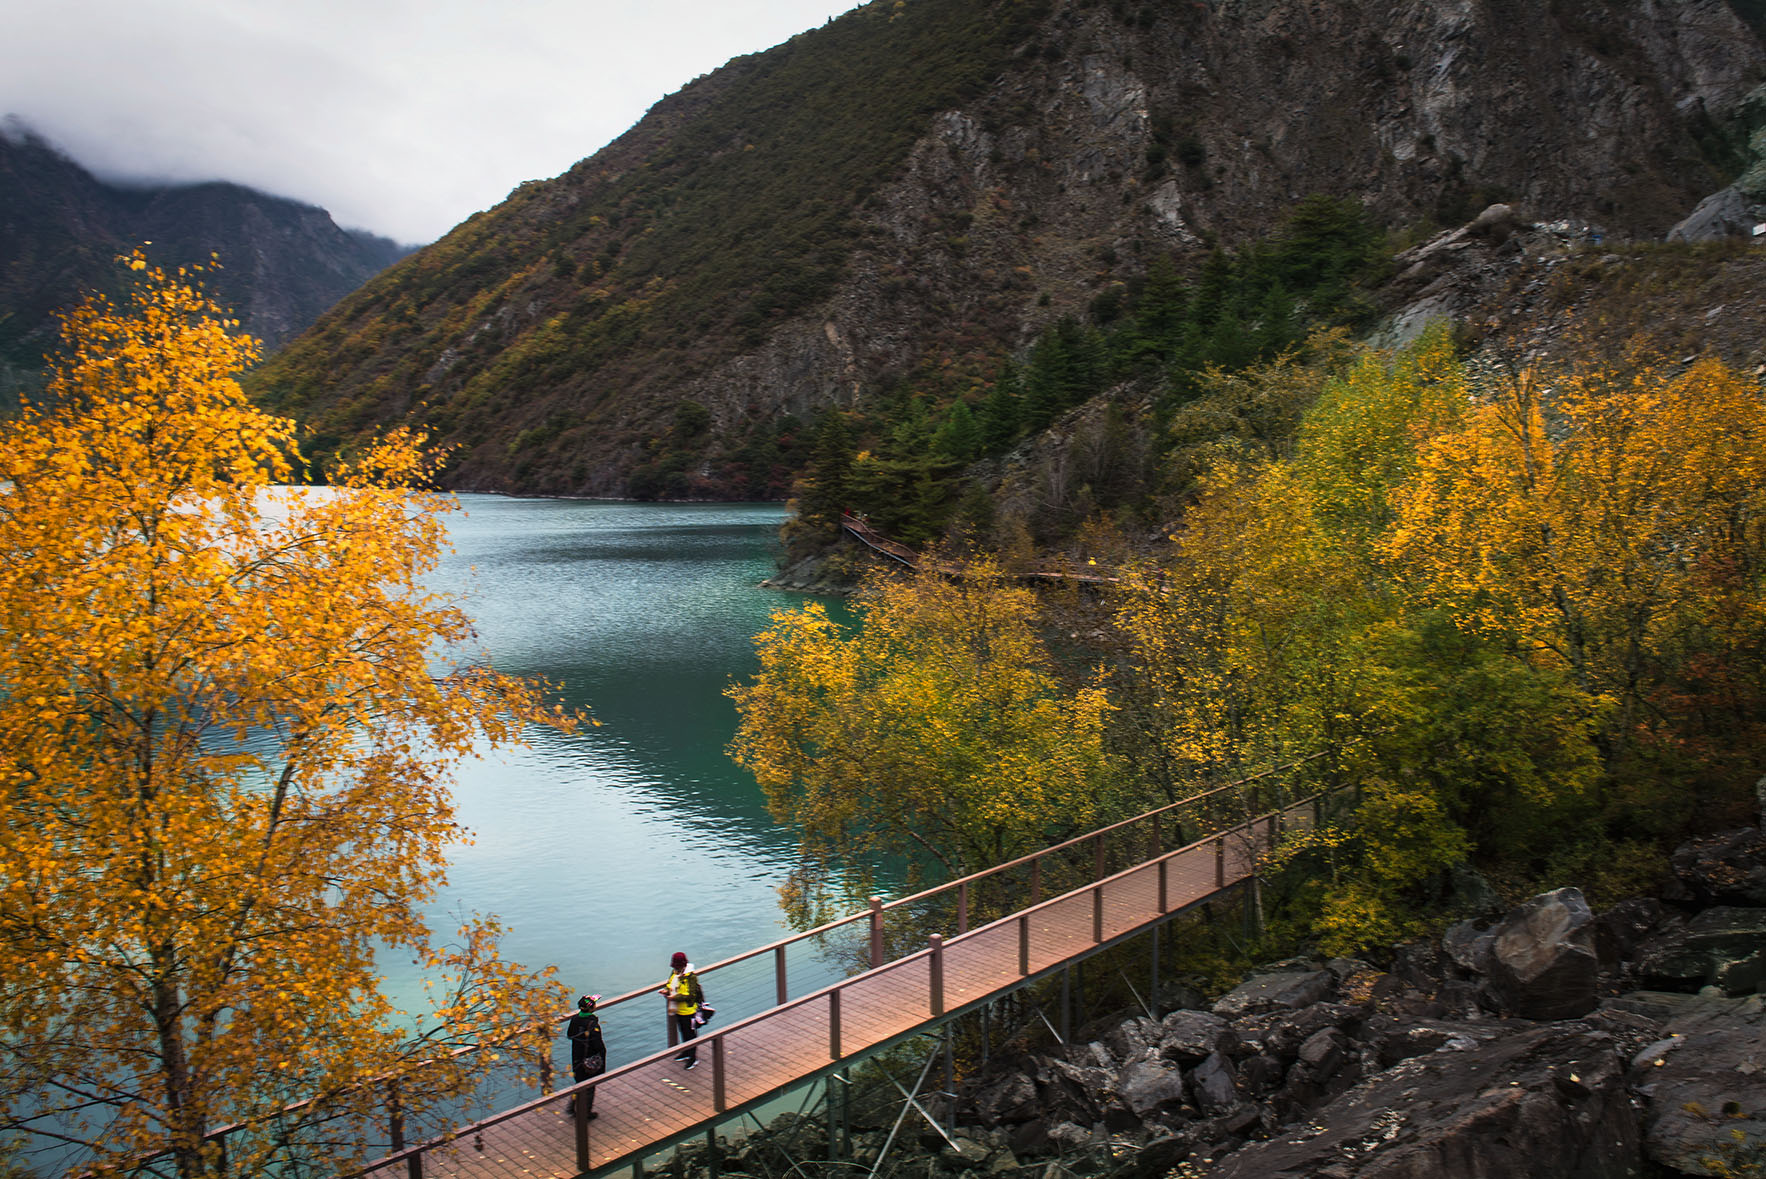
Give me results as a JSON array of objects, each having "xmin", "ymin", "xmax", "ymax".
[{"xmin": 675, "ymin": 1013, "xmax": 698, "ymax": 1064}]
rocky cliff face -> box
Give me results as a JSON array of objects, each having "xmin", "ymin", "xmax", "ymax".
[
  {"xmin": 254, "ymin": 0, "xmax": 1765, "ymax": 496},
  {"xmin": 0, "ymin": 123, "xmax": 408, "ymax": 390}
]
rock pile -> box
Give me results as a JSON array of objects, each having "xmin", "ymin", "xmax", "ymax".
[
  {"xmin": 946, "ymin": 824, "xmax": 1766, "ymax": 1178},
  {"xmin": 677, "ymin": 826, "xmax": 1765, "ymax": 1179}
]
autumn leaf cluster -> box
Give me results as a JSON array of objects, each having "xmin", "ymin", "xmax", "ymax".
[{"xmin": 0, "ymin": 258, "xmax": 573, "ymax": 1178}]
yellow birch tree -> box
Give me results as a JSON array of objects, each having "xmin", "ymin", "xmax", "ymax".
[
  {"xmin": 1385, "ymin": 352, "xmax": 1766, "ymax": 821},
  {"xmin": 727, "ymin": 562, "xmax": 1116, "ymax": 919},
  {"xmin": 0, "ymin": 257, "xmax": 573, "ymax": 1178}
]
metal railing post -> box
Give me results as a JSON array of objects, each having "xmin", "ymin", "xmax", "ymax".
[
  {"xmin": 1093, "ymin": 834, "xmax": 1105, "ymax": 881},
  {"xmin": 929, "ymin": 934, "xmax": 944, "ymax": 1016},
  {"xmin": 830, "ymin": 988, "xmax": 843, "ymax": 1060},
  {"xmin": 1092, "ymin": 884, "xmax": 1103, "ymax": 942},
  {"xmin": 407, "ymin": 1153, "xmax": 422, "ymax": 1179},
  {"xmin": 957, "ymin": 881, "xmax": 969, "ymax": 935},
  {"xmin": 869, "ymin": 897, "xmax": 884, "ymax": 969},
  {"xmin": 775, "ymin": 945, "xmax": 788, "ymax": 1005},
  {"xmin": 1018, "ymin": 914, "xmax": 1029, "ymax": 976},
  {"xmin": 575, "ymin": 1082, "xmax": 592, "ymax": 1173},
  {"xmin": 1150, "ymin": 813, "xmax": 1162, "ymax": 860},
  {"xmin": 1216, "ymin": 835, "xmax": 1226, "ymax": 888},
  {"xmin": 1030, "ymin": 857, "xmax": 1042, "ymax": 905},
  {"xmin": 1158, "ymin": 856, "xmax": 1169, "ymax": 913},
  {"xmin": 713, "ymin": 1036, "xmax": 727, "ymax": 1112}
]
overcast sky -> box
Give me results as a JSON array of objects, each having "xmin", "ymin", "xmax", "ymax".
[{"xmin": 2, "ymin": 0, "xmax": 858, "ymax": 244}]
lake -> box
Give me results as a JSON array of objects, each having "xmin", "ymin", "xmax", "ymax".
[{"xmin": 417, "ymin": 495, "xmax": 836, "ymax": 1067}]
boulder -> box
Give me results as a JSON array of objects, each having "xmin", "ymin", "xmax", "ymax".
[
  {"xmin": 1253, "ymin": 1003, "xmax": 1363, "ymax": 1059},
  {"xmin": 1187, "ymin": 1050, "xmax": 1242, "ymax": 1116},
  {"xmin": 1638, "ymin": 906, "xmax": 1766, "ymax": 996},
  {"xmin": 1036, "ymin": 1057, "xmax": 1110, "ymax": 1125},
  {"xmin": 971, "ymin": 1069, "xmax": 1040, "ymax": 1127},
  {"xmin": 1389, "ymin": 942, "xmax": 1446, "ymax": 990},
  {"xmin": 1211, "ymin": 971, "xmax": 1334, "ymax": 1019},
  {"xmin": 1104, "ymin": 1015, "xmax": 1163, "ymax": 1063},
  {"xmin": 1440, "ymin": 920, "xmax": 1494, "ymax": 976},
  {"xmin": 1665, "ymin": 828, "xmax": 1766, "ymax": 908},
  {"xmin": 1593, "ymin": 897, "xmax": 1668, "ymax": 971},
  {"xmin": 1633, "ymin": 993, "xmax": 1766, "ymax": 1175},
  {"xmin": 1297, "ymin": 1027, "xmax": 1350, "ymax": 1082},
  {"xmin": 1117, "ymin": 1057, "xmax": 1188, "ymax": 1118},
  {"xmin": 1205, "ymin": 1025, "xmax": 1639, "ymax": 1178},
  {"xmin": 1667, "ymin": 186, "xmax": 1766, "ymax": 242},
  {"xmin": 1486, "ymin": 887, "xmax": 1601, "ymax": 1019},
  {"xmin": 1157, "ymin": 1009, "xmax": 1235, "ymax": 1062}
]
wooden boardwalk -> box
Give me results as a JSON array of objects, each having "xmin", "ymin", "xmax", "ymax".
[
  {"xmin": 839, "ymin": 514, "xmax": 1119, "ymax": 585},
  {"xmin": 353, "ymin": 794, "xmax": 1317, "ymax": 1179}
]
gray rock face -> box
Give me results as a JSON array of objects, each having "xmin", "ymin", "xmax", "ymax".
[
  {"xmin": 1187, "ymin": 1051, "xmax": 1241, "ymax": 1116},
  {"xmin": 1667, "ymin": 185, "xmax": 1766, "ymax": 241},
  {"xmin": 1440, "ymin": 920, "xmax": 1495, "ymax": 975},
  {"xmin": 1487, "ymin": 887, "xmax": 1601, "ymax": 1019},
  {"xmin": 1667, "ymin": 827, "xmax": 1766, "ymax": 907},
  {"xmin": 1211, "ymin": 971, "xmax": 1335, "ymax": 1019},
  {"xmin": 1103, "ymin": 1015, "xmax": 1163, "ymax": 1064},
  {"xmin": 1639, "ymin": 906, "xmax": 1766, "ymax": 996},
  {"xmin": 1117, "ymin": 1058, "xmax": 1187, "ymax": 1118},
  {"xmin": 1631, "ymin": 993, "xmax": 1766, "ymax": 1175},
  {"xmin": 1157, "ymin": 1009, "xmax": 1235, "ymax": 1063},
  {"xmin": 1206, "ymin": 1026, "xmax": 1640, "ymax": 1179}
]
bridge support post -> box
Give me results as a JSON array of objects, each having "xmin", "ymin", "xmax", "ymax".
[
  {"xmin": 943, "ymin": 1025, "xmax": 955, "ymax": 1137},
  {"xmin": 707, "ymin": 1129, "xmax": 720, "ymax": 1179},
  {"xmin": 1151, "ymin": 923, "xmax": 1161, "ymax": 1015},
  {"xmin": 929, "ymin": 934, "xmax": 945, "ymax": 1016},
  {"xmin": 575, "ymin": 1083, "xmax": 592, "ymax": 1174},
  {"xmin": 1060, "ymin": 966, "xmax": 1071, "ymax": 1044}
]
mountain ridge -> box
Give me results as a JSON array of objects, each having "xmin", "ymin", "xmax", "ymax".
[
  {"xmin": 252, "ymin": 0, "xmax": 1765, "ymax": 496},
  {"xmin": 0, "ymin": 121, "xmax": 409, "ymax": 398}
]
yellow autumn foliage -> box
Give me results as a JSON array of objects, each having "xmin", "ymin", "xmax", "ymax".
[
  {"xmin": 0, "ymin": 257, "xmax": 574, "ymax": 1178},
  {"xmin": 728, "ymin": 561, "xmax": 1117, "ymax": 916}
]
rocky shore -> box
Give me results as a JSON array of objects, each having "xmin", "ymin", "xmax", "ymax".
[{"xmin": 681, "ymin": 825, "xmax": 1766, "ymax": 1179}]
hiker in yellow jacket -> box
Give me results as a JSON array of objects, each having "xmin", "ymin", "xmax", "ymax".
[{"xmin": 661, "ymin": 950, "xmax": 704, "ymax": 1068}]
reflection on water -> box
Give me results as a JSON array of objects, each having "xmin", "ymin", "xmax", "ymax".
[{"xmin": 405, "ymin": 497, "xmax": 827, "ymax": 1062}]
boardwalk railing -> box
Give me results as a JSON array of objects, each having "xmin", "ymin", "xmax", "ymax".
[
  {"xmin": 840, "ymin": 514, "xmax": 1120, "ymax": 585},
  {"xmin": 345, "ymin": 762, "xmax": 1336, "ymax": 1179}
]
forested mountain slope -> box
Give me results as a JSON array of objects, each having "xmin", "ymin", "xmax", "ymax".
[
  {"xmin": 251, "ymin": 0, "xmax": 1764, "ymax": 496},
  {"xmin": 0, "ymin": 124, "xmax": 408, "ymax": 397}
]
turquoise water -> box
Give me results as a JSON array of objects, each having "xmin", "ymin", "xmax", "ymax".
[{"xmin": 419, "ymin": 496, "xmax": 826, "ymax": 1062}]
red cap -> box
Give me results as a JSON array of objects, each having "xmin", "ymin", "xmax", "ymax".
[{"xmin": 671, "ymin": 952, "xmax": 688, "ymax": 970}]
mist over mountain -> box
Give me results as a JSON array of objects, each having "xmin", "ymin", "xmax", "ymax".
[
  {"xmin": 0, "ymin": 121, "xmax": 409, "ymax": 397},
  {"xmin": 249, "ymin": 0, "xmax": 1762, "ymax": 497}
]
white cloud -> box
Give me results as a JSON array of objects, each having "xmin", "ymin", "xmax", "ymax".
[{"xmin": 1, "ymin": 0, "xmax": 856, "ymax": 243}]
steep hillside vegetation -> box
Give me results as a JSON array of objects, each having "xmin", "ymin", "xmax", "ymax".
[
  {"xmin": 251, "ymin": 0, "xmax": 1764, "ymax": 496},
  {"xmin": 0, "ymin": 124, "xmax": 407, "ymax": 400}
]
